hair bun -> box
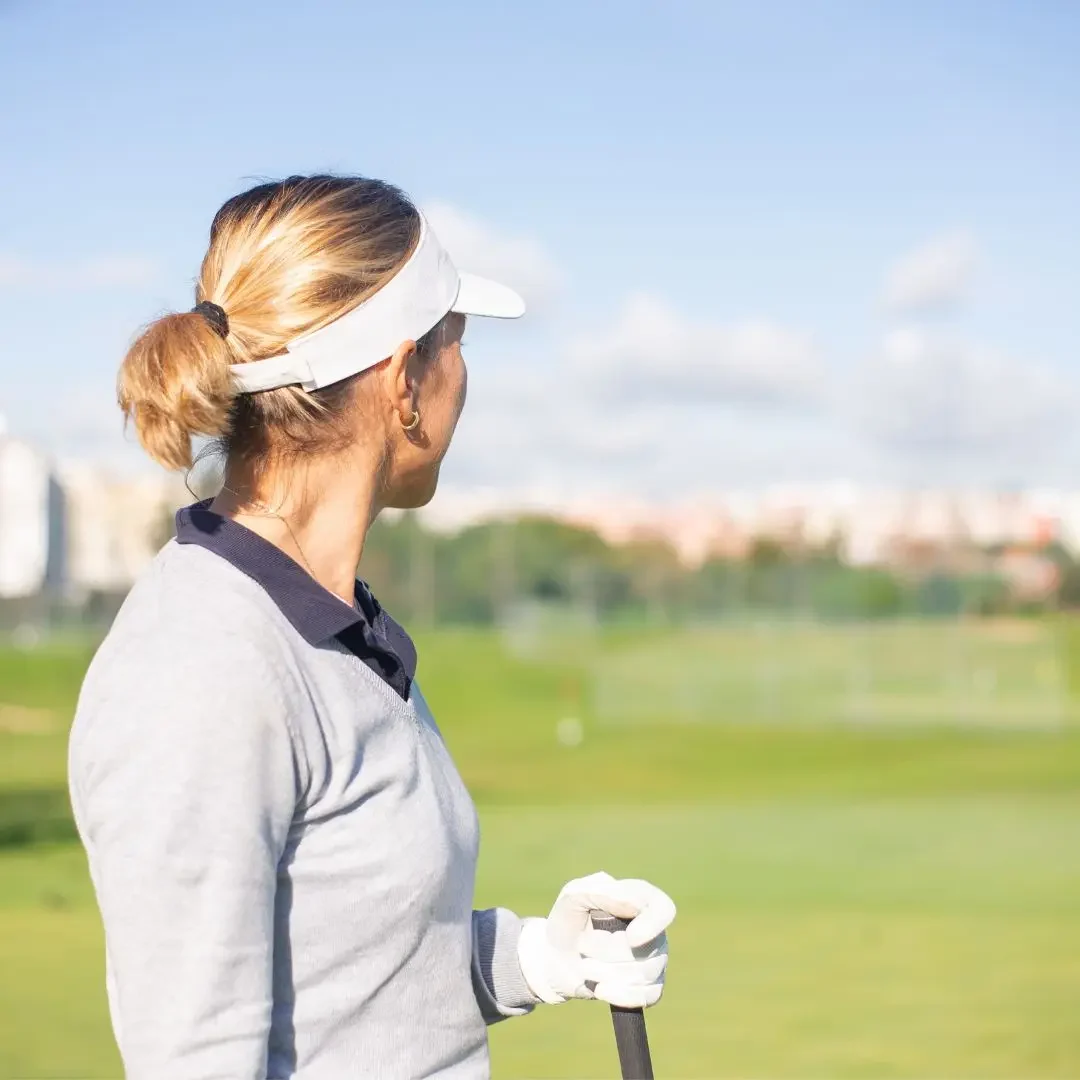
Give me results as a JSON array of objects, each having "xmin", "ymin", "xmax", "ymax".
[{"xmin": 117, "ymin": 310, "xmax": 237, "ymax": 471}]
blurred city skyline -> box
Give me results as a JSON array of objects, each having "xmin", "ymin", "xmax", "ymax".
[
  {"xmin": 1, "ymin": 0, "xmax": 1078, "ymax": 500},
  {"xmin": 3, "ymin": 422, "xmax": 1079, "ymax": 606}
]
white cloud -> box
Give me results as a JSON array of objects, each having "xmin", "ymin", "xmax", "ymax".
[
  {"xmin": 441, "ymin": 294, "xmax": 835, "ymax": 499},
  {"xmin": 0, "ymin": 253, "xmax": 157, "ymax": 290},
  {"xmin": 882, "ymin": 231, "xmax": 977, "ymax": 314},
  {"xmin": 568, "ymin": 293, "xmax": 823, "ymax": 407},
  {"xmin": 448, "ymin": 302, "xmax": 1080, "ymax": 496},
  {"xmin": 422, "ymin": 201, "xmax": 562, "ymax": 308},
  {"xmin": 856, "ymin": 327, "xmax": 1075, "ymax": 456}
]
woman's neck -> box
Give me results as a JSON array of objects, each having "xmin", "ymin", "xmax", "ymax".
[{"xmin": 210, "ymin": 452, "xmax": 382, "ymax": 604}]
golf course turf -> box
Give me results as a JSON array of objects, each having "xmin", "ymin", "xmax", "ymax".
[{"xmin": 2, "ymin": 622, "xmax": 1078, "ymax": 1078}]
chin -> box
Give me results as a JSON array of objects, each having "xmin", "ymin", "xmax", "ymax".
[{"xmin": 387, "ymin": 466, "xmax": 440, "ymax": 510}]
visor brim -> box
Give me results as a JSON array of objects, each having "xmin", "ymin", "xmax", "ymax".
[{"xmin": 451, "ymin": 272, "xmax": 526, "ymax": 319}]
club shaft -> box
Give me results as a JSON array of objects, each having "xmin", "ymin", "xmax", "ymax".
[{"xmin": 589, "ymin": 913, "xmax": 655, "ymax": 1079}]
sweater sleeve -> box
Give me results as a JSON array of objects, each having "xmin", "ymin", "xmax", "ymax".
[
  {"xmin": 471, "ymin": 907, "xmax": 539, "ymax": 1023},
  {"xmin": 68, "ymin": 635, "xmax": 302, "ymax": 1080}
]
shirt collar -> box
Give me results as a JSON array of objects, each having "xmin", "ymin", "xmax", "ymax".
[{"xmin": 174, "ymin": 499, "xmax": 381, "ymax": 649}]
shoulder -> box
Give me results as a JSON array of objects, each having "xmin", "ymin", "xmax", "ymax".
[
  {"xmin": 71, "ymin": 542, "xmax": 308, "ymax": 770},
  {"xmin": 115, "ymin": 540, "xmax": 289, "ymax": 637},
  {"xmin": 90, "ymin": 540, "xmax": 303, "ymax": 681}
]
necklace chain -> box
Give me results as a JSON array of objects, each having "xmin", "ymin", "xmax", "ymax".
[{"xmin": 219, "ymin": 485, "xmax": 319, "ymax": 582}]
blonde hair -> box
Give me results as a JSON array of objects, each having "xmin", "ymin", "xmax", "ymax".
[{"xmin": 118, "ymin": 175, "xmax": 424, "ymax": 471}]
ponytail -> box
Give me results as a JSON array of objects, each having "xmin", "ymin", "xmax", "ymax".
[{"xmin": 117, "ymin": 309, "xmax": 236, "ymax": 471}]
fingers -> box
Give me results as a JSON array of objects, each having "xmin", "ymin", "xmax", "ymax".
[
  {"xmin": 547, "ymin": 871, "xmax": 621, "ymax": 949},
  {"xmin": 554, "ymin": 871, "xmax": 622, "ymax": 918},
  {"xmin": 593, "ymin": 981, "xmax": 665, "ymax": 1009},
  {"xmin": 546, "ymin": 871, "xmax": 676, "ymax": 1005},
  {"xmin": 578, "ymin": 927, "xmax": 668, "ymax": 963},
  {"xmin": 556, "ymin": 874, "xmax": 676, "ymax": 949},
  {"xmin": 579, "ymin": 952, "xmax": 668, "ymax": 988},
  {"xmin": 605, "ymin": 879, "xmax": 677, "ymax": 948},
  {"xmin": 576, "ymin": 924, "xmax": 668, "ymax": 1009}
]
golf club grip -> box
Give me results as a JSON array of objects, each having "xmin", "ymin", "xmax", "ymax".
[{"xmin": 590, "ymin": 913, "xmax": 655, "ymax": 1080}]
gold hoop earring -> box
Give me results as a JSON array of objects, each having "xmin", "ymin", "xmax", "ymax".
[{"xmin": 401, "ymin": 409, "xmax": 420, "ymax": 432}]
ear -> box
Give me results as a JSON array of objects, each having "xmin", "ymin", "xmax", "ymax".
[{"xmin": 379, "ymin": 338, "xmax": 418, "ymax": 421}]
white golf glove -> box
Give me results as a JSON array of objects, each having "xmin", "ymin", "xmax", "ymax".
[{"xmin": 517, "ymin": 871, "xmax": 675, "ymax": 1008}]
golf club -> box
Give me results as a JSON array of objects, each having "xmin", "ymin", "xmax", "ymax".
[{"xmin": 589, "ymin": 912, "xmax": 656, "ymax": 1080}]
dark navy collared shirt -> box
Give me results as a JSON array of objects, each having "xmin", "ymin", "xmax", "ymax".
[{"xmin": 175, "ymin": 501, "xmax": 417, "ymax": 701}]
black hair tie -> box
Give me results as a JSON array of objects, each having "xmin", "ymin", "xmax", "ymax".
[{"xmin": 192, "ymin": 300, "xmax": 230, "ymax": 339}]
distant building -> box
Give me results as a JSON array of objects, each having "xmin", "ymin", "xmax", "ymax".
[
  {"xmin": 994, "ymin": 548, "xmax": 1060, "ymax": 603},
  {"xmin": 57, "ymin": 462, "xmax": 186, "ymax": 597},
  {"xmin": 425, "ymin": 484, "xmax": 1080, "ymax": 572},
  {"xmin": 0, "ymin": 425, "xmax": 66, "ymax": 598},
  {"xmin": 10, "ymin": 420, "xmax": 1080, "ymax": 610}
]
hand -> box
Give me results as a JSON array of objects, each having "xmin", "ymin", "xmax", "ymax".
[{"xmin": 517, "ymin": 871, "xmax": 675, "ymax": 1008}]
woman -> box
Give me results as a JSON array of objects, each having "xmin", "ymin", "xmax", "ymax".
[{"xmin": 68, "ymin": 175, "xmax": 675, "ymax": 1080}]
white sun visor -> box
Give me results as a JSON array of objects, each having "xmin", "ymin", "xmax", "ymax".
[{"xmin": 230, "ymin": 213, "xmax": 525, "ymax": 394}]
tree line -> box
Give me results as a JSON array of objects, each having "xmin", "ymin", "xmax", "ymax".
[{"xmin": 358, "ymin": 513, "xmax": 1050, "ymax": 627}]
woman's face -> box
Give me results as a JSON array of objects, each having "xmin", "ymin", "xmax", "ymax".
[{"xmin": 382, "ymin": 312, "xmax": 468, "ymax": 509}]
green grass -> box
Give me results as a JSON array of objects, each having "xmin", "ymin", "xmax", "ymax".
[
  {"xmin": 480, "ymin": 802, "xmax": 1080, "ymax": 1079},
  {"xmin": 1, "ymin": 624, "xmax": 1080, "ymax": 1077},
  {"xmin": 582, "ymin": 618, "xmax": 1071, "ymax": 727}
]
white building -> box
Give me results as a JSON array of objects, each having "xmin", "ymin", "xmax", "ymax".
[
  {"xmin": 0, "ymin": 423, "xmax": 64, "ymax": 598},
  {"xmin": 57, "ymin": 461, "xmax": 186, "ymax": 596}
]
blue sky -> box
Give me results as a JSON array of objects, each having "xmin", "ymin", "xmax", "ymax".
[{"xmin": 1, "ymin": 0, "xmax": 1078, "ymax": 499}]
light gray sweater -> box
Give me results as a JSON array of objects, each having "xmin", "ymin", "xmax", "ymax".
[{"xmin": 68, "ymin": 541, "xmax": 537, "ymax": 1079}]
